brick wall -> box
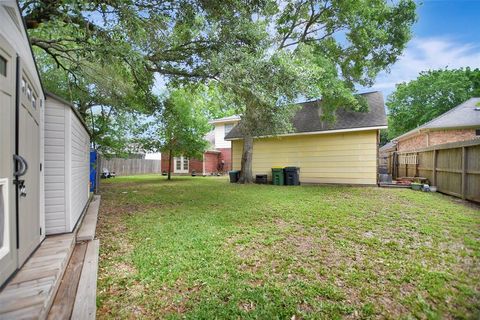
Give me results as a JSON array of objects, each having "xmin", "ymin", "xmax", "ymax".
[
  {"xmin": 204, "ymin": 152, "xmax": 219, "ymax": 174},
  {"xmin": 397, "ymin": 129, "xmax": 477, "ymax": 152},
  {"xmin": 160, "ymin": 148, "xmax": 232, "ymax": 175},
  {"xmin": 189, "ymin": 158, "xmax": 203, "ymax": 173},
  {"xmin": 217, "ymin": 148, "xmax": 232, "ymax": 171},
  {"xmin": 161, "ymin": 157, "xmax": 170, "ymax": 172}
]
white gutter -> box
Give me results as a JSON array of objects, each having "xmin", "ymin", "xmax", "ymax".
[
  {"xmin": 208, "ymin": 116, "xmax": 241, "ymax": 125},
  {"xmin": 225, "ymin": 125, "xmax": 387, "ymax": 141}
]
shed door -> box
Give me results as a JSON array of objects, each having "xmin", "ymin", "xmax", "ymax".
[
  {"xmin": 0, "ymin": 34, "xmax": 17, "ymax": 285},
  {"xmin": 17, "ymin": 62, "xmax": 41, "ymax": 266}
]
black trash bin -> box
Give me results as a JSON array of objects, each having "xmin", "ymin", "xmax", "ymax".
[
  {"xmin": 284, "ymin": 167, "xmax": 300, "ymax": 185},
  {"xmin": 255, "ymin": 174, "xmax": 268, "ymax": 184},
  {"xmin": 229, "ymin": 170, "xmax": 240, "ymax": 183}
]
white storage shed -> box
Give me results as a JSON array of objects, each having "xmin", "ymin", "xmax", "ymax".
[{"xmin": 44, "ymin": 92, "xmax": 91, "ymax": 234}]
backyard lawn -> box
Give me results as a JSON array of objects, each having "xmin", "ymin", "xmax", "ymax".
[{"xmin": 96, "ymin": 175, "xmax": 480, "ymax": 319}]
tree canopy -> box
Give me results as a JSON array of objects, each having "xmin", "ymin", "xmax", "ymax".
[
  {"xmin": 21, "ymin": 0, "xmax": 417, "ymax": 180},
  {"xmin": 387, "ymin": 68, "xmax": 480, "ymax": 139},
  {"xmin": 142, "ymin": 87, "xmax": 211, "ymax": 179}
]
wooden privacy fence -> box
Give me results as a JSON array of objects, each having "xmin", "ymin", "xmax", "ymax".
[
  {"xmin": 393, "ymin": 139, "xmax": 480, "ymax": 202},
  {"xmin": 101, "ymin": 158, "xmax": 161, "ymax": 176}
]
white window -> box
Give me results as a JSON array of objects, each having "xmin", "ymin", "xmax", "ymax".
[
  {"xmin": 0, "ymin": 55, "xmax": 6, "ymax": 77},
  {"xmin": 31, "ymin": 94, "xmax": 36, "ymax": 109},
  {"xmin": 0, "ymin": 179, "xmax": 10, "ymax": 260},
  {"xmin": 174, "ymin": 156, "xmax": 189, "ymax": 173}
]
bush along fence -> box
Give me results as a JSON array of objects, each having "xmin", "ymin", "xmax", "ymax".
[
  {"xmin": 390, "ymin": 139, "xmax": 480, "ymax": 202},
  {"xmin": 101, "ymin": 158, "xmax": 162, "ymax": 176}
]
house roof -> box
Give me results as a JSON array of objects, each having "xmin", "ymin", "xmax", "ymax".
[
  {"xmin": 394, "ymin": 98, "xmax": 480, "ymax": 141},
  {"xmin": 379, "ymin": 141, "xmax": 396, "ymax": 153},
  {"xmin": 225, "ymin": 91, "xmax": 387, "ymax": 140},
  {"xmin": 208, "ymin": 115, "xmax": 241, "ymax": 124}
]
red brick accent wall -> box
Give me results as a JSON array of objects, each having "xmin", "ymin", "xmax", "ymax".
[
  {"xmin": 161, "ymin": 157, "xmax": 171, "ymax": 173},
  {"xmin": 189, "ymin": 158, "xmax": 203, "ymax": 173},
  {"xmin": 397, "ymin": 129, "xmax": 477, "ymax": 152},
  {"xmin": 160, "ymin": 149, "xmax": 231, "ymax": 175},
  {"xmin": 217, "ymin": 148, "xmax": 232, "ymax": 171},
  {"xmin": 204, "ymin": 152, "xmax": 220, "ymax": 174}
]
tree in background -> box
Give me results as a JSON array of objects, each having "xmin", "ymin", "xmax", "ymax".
[
  {"xmin": 19, "ymin": 0, "xmax": 270, "ymax": 155},
  {"xmin": 199, "ymin": 0, "xmax": 417, "ymax": 182},
  {"xmin": 387, "ymin": 68, "xmax": 480, "ymax": 139},
  {"xmin": 142, "ymin": 88, "xmax": 211, "ymax": 180},
  {"xmin": 21, "ymin": 0, "xmax": 416, "ymax": 180}
]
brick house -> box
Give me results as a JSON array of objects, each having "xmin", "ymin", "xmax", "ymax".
[
  {"xmin": 161, "ymin": 115, "xmax": 240, "ymax": 175},
  {"xmin": 392, "ymin": 98, "xmax": 480, "ymax": 152}
]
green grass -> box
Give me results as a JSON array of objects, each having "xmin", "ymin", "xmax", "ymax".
[{"xmin": 96, "ymin": 175, "xmax": 480, "ymax": 319}]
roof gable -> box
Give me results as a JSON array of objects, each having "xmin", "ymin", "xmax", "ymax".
[
  {"xmin": 394, "ymin": 97, "xmax": 480, "ymax": 141},
  {"xmin": 225, "ymin": 91, "xmax": 387, "ymax": 140}
]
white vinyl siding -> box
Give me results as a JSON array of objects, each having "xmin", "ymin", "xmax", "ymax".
[
  {"xmin": 44, "ymin": 95, "xmax": 90, "ymax": 234},
  {"xmin": 214, "ymin": 123, "xmax": 235, "ymax": 149},
  {"xmin": 44, "ymin": 100, "xmax": 66, "ymax": 234},
  {"xmin": 69, "ymin": 112, "xmax": 90, "ymax": 230}
]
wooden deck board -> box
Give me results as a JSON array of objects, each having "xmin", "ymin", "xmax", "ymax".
[
  {"xmin": 71, "ymin": 240, "xmax": 100, "ymax": 320},
  {"xmin": 77, "ymin": 195, "xmax": 101, "ymax": 242},
  {"xmin": 0, "ymin": 196, "xmax": 101, "ymax": 320},
  {"xmin": 47, "ymin": 242, "xmax": 88, "ymax": 320},
  {"xmin": 0, "ymin": 233, "xmax": 75, "ymax": 320}
]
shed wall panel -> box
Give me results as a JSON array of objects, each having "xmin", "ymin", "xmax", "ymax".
[
  {"xmin": 68, "ymin": 111, "xmax": 90, "ymax": 231},
  {"xmin": 44, "ymin": 99, "xmax": 66, "ymax": 234}
]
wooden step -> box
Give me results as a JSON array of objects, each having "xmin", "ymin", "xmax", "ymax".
[
  {"xmin": 0, "ymin": 233, "xmax": 75, "ymax": 320},
  {"xmin": 71, "ymin": 240, "xmax": 99, "ymax": 320},
  {"xmin": 47, "ymin": 242, "xmax": 88, "ymax": 320},
  {"xmin": 77, "ymin": 195, "xmax": 101, "ymax": 242}
]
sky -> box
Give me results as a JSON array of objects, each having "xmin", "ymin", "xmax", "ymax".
[{"xmin": 367, "ymin": 0, "xmax": 480, "ymax": 99}]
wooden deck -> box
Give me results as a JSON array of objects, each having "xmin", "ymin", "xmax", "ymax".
[{"xmin": 0, "ymin": 195, "xmax": 101, "ymax": 320}]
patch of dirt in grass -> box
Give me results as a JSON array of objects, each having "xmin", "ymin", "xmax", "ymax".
[
  {"xmin": 228, "ymin": 222, "xmax": 423, "ymax": 318},
  {"xmin": 239, "ymin": 300, "xmax": 256, "ymax": 312}
]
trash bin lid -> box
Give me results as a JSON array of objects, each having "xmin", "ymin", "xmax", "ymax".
[{"xmin": 229, "ymin": 170, "xmax": 240, "ymax": 173}]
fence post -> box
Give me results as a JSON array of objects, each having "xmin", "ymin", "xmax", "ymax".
[
  {"xmin": 462, "ymin": 147, "xmax": 466, "ymax": 199},
  {"xmin": 432, "ymin": 149, "xmax": 437, "ymax": 186}
]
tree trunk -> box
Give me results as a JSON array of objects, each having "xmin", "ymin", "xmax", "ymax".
[
  {"xmin": 238, "ymin": 136, "xmax": 254, "ymax": 183},
  {"xmin": 168, "ymin": 149, "xmax": 172, "ymax": 180}
]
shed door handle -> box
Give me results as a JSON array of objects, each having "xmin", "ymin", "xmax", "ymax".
[{"xmin": 13, "ymin": 154, "xmax": 28, "ymax": 177}]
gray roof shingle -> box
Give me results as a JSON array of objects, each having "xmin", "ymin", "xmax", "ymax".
[
  {"xmin": 225, "ymin": 91, "xmax": 387, "ymax": 140},
  {"xmin": 394, "ymin": 97, "xmax": 480, "ymax": 141}
]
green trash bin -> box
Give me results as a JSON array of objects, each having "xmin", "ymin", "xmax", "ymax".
[
  {"xmin": 229, "ymin": 170, "xmax": 240, "ymax": 183},
  {"xmin": 272, "ymin": 167, "xmax": 284, "ymax": 185}
]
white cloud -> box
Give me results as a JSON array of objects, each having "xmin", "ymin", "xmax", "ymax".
[{"xmin": 369, "ymin": 37, "xmax": 480, "ymax": 97}]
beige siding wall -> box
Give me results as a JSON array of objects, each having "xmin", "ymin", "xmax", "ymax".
[{"xmin": 232, "ymin": 130, "xmax": 378, "ymax": 184}]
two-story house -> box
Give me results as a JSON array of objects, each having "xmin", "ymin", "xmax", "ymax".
[{"xmin": 160, "ymin": 115, "xmax": 240, "ymax": 175}]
